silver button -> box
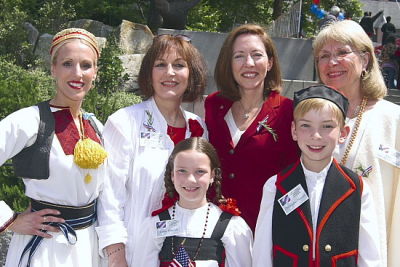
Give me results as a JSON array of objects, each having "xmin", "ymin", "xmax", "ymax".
[
  {"xmin": 324, "ymin": 244, "xmax": 332, "ymax": 252},
  {"xmin": 229, "ymin": 173, "xmax": 235, "ymax": 179},
  {"xmin": 229, "ymin": 149, "xmax": 234, "ymax": 155}
]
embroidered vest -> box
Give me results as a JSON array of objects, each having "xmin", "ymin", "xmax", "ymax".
[
  {"xmin": 272, "ymin": 160, "xmax": 362, "ymax": 267},
  {"xmin": 158, "ymin": 210, "xmax": 232, "ymax": 267},
  {"xmin": 12, "ymin": 101, "xmax": 102, "ymax": 180}
]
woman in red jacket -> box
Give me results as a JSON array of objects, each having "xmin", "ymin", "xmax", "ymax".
[{"xmin": 205, "ymin": 24, "xmax": 299, "ymax": 231}]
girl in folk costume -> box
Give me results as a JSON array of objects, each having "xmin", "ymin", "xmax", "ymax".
[
  {"xmin": 136, "ymin": 137, "xmax": 253, "ymax": 267},
  {"xmin": 96, "ymin": 35, "xmax": 208, "ymax": 267},
  {"xmin": 1, "ymin": 28, "xmax": 107, "ymax": 266}
]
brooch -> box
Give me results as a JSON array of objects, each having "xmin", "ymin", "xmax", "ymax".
[{"xmin": 256, "ymin": 115, "xmax": 278, "ymax": 142}]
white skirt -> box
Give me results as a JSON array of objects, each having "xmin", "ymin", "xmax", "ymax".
[{"xmin": 5, "ymin": 225, "xmax": 100, "ymax": 267}]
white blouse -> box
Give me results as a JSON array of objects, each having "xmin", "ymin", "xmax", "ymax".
[
  {"xmin": 224, "ymin": 109, "xmax": 245, "ymax": 147},
  {"xmin": 0, "ymin": 105, "xmax": 106, "ymax": 267},
  {"xmin": 96, "ymin": 97, "xmax": 208, "ymax": 265},
  {"xmin": 253, "ymin": 160, "xmax": 381, "ymax": 267},
  {"xmin": 136, "ymin": 202, "xmax": 253, "ymax": 267}
]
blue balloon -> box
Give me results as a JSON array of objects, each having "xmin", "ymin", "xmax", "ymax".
[
  {"xmin": 317, "ymin": 10, "xmax": 326, "ymax": 19},
  {"xmin": 311, "ymin": 4, "xmax": 318, "ymax": 13},
  {"xmin": 338, "ymin": 12, "xmax": 345, "ymax": 20}
]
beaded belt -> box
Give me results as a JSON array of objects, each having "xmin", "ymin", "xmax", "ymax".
[{"xmin": 19, "ymin": 199, "xmax": 97, "ymax": 267}]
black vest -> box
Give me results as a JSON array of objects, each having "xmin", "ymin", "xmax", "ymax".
[
  {"xmin": 12, "ymin": 101, "xmax": 102, "ymax": 179},
  {"xmin": 272, "ymin": 159, "xmax": 362, "ymax": 267},
  {"xmin": 158, "ymin": 209, "xmax": 232, "ymax": 265}
]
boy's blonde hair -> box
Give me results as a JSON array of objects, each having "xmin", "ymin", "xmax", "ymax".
[{"xmin": 294, "ymin": 98, "xmax": 345, "ymax": 127}]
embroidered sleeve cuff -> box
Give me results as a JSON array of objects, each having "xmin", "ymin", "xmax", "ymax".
[{"xmin": 95, "ymin": 223, "xmax": 128, "ymax": 257}]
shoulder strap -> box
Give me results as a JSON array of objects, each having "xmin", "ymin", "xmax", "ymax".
[
  {"xmin": 87, "ymin": 115, "xmax": 103, "ymax": 144},
  {"xmin": 158, "ymin": 209, "xmax": 171, "ymax": 221},
  {"xmin": 210, "ymin": 212, "xmax": 233, "ymax": 240}
]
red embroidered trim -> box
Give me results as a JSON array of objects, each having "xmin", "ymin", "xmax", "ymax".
[
  {"xmin": 218, "ymin": 198, "xmax": 241, "ymax": 216},
  {"xmin": 53, "ymin": 109, "xmax": 100, "ymax": 155},
  {"xmin": 152, "ymin": 193, "xmax": 179, "ymax": 216}
]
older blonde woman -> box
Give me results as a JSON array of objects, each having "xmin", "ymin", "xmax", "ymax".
[
  {"xmin": 1, "ymin": 28, "xmax": 106, "ymax": 267},
  {"xmin": 313, "ymin": 20, "xmax": 400, "ymax": 267}
]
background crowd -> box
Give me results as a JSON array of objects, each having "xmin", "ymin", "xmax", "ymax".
[{"xmin": 0, "ymin": 5, "xmax": 399, "ymax": 267}]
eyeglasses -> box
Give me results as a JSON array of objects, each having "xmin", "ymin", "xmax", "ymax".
[
  {"xmin": 155, "ymin": 34, "xmax": 192, "ymax": 43},
  {"xmin": 316, "ymin": 49, "xmax": 359, "ymax": 64},
  {"xmin": 232, "ymin": 52, "xmax": 267, "ymax": 64}
]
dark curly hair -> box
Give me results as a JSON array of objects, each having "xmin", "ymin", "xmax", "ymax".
[{"xmin": 164, "ymin": 137, "xmax": 225, "ymax": 205}]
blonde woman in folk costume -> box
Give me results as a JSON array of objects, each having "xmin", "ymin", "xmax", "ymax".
[
  {"xmin": 0, "ymin": 28, "xmax": 107, "ymax": 266},
  {"xmin": 313, "ymin": 20, "xmax": 400, "ymax": 267},
  {"xmin": 96, "ymin": 34, "xmax": 208, "ymax": 267}
]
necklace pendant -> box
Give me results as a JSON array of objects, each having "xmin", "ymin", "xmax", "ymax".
[
  {"xmin": 84, "ymin": 173, "xmax": 92, "ymax": 184},
  {"xmin": 243, "ymin": 113, "xmax": 250, "ymax": 119}
]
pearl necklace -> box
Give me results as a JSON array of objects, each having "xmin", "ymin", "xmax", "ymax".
[
  {"xmin": 340, "ymin": 97, "xmax": 368, "ymax": 165},
  {"xmin": 171, "ymin": 202, "xmax": 211, "ymax": 261}
]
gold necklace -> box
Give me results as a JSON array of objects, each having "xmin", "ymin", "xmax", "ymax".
[
  {"xmin": 340, "ymin": 97, "xmax": 368, "ymax": 165},
  {"xmin": 238, "ymin": 98, "xmax": 264, "ymax": 120}
]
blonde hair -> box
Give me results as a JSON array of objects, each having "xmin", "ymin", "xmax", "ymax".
[
  {"xmin": 294, "ymin": 98, "xmax": 345, "ymax": 127},
  {"xmin": 313, "ymin": 20, "xmax": 386, "ymax": 100}
]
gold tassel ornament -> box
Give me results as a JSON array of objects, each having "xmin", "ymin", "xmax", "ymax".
[
  {"xmin": 74, "ymin": 138, "xmax": 107, "ymax": 169},
  {"xmin": 73, "ymin": 113, "xmax": 107, "ymax": 170}
]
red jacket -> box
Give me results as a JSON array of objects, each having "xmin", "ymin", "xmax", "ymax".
[{"xmin": 205, "ymin": 91, "xmax": 299, "ymax": 231}]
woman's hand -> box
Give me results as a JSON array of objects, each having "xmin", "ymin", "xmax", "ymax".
[
  {"xmin": 8, "ymin": 205, "xmax": 65, "ymax": 238},
  {"xmin": 106, "ymin": 243, "xmax": 128, "ymax": 267}
]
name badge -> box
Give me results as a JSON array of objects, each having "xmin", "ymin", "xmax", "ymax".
[
  {"xmin": 140, "ymin": 132, "xmax": 163, "ymax": 148},
  {"xmin": 377, "ymin": 144, "xmax": 400, "ymax": 168},
  {"xmin": 278, "ymin": 184, "xmax": 309, "ymax": 215},
  {"xmin": 156, "ymin": 219, "xmax": 180, "ymax": 237}
]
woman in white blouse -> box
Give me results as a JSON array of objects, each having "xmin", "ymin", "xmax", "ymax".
[{"xmin": 96, "ymin": 34, "xmax": 208, "ymax": 267}]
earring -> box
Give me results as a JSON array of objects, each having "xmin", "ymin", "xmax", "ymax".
[{"xmin": 361, "ymin": 70, "xmax": 366, "ymax": 79}]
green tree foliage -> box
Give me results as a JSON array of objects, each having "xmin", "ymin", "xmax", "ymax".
[
  {"xmin": 0, "ymin": 0, "xmax": 33, "ymax": 66},
  {"xmin": 188, "ymin": 0, "xmax": 278, "ymax": 32},
  {"xmin": 302, "ymin": 0, "xmax": 363, "ymax": 37},
  {"xmin": 35, "ymin": 0, "xmax": 77, "ymax": 34},
  {"xmin": 0, "ymin": 58, "xmax": 54, "ymax": 119}
]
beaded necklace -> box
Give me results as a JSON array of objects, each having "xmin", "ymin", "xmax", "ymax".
[
  {"xmin": 171, "ymin": 202, "xmax": 211, "ymax": 261},
  {"xmin": 340, "ymin": 96, "xmax": 368, "ymax": 165}
]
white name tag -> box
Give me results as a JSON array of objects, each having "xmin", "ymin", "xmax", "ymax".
[
  {"xmin": 140, "ymin": 132, "xmax": 163, "ymax": 148},
  {"xmin": 377, "ymin": 144, "xmax": 400, "ymax": 168},
  {"xmin": 278, "ymin": 184, "xmax": 309, "ymax": 215},
  {"xmin": 156, "ymin": 219, "xmax": 180, "ymax": 237}
]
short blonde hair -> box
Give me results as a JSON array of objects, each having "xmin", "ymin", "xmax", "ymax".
[
  {"xmin": 294, "ymin": 98, "xmax": 345, "ymax": 127},
  {"xmin": 313, "ymin": 20, "xmax": 386, "ymax": 100}
]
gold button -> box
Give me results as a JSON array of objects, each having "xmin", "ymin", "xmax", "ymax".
[
  {"xmin": 302, "ymin": 244, "xmax": 309, "ymax": 252},
  {"xmin": 325, "ymin": 244, "xmax": 332, "ymax": 252},
  {"xmin": 229, "ymin": 149, "xmax": 234, "ymax": 155},
  {"xmin": 229, "ymin": 173, "xmax": 235, "ymax": 179}
]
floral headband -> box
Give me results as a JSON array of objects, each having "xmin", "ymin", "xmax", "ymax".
[{"xmin": 50, "ymin": 28, "xmax": 100, "ymax": 58}]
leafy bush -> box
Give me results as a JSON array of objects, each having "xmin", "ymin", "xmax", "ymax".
[{"xmin": 0, "ymin": 58, "xmax": 54, "ymax": 119}]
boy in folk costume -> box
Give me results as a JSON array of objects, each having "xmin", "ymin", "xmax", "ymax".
[{"xmin": 253, "ymin": 85, "xmax": 381, "ymax": 267}]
